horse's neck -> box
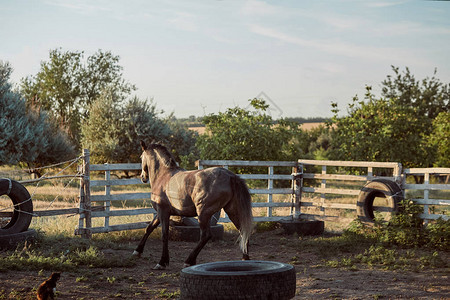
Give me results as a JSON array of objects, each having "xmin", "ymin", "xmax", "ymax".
[{"xmin": 149, "ymin": 164, "xmax": 173, "ymax": 186}]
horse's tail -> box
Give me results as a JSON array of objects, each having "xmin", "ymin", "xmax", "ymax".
[{"xmin": 231, "ymin": 175, "xmax": 254, "ymax": 254}]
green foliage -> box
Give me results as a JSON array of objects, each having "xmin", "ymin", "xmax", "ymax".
[
  {"xmin": 197, "ymin": 99, "xmax": 306, "ymax": 170},
  {"xmin": 329, "ymin": 85, "xmax": 435, "ymax": 167},
  {"xmin": 381, "ymin": 66, "xmax": 449, "ymax": 119},
  {"xmin": 20, "ymin": 48, "xmax": 136, "ymax": 147},
  {"xmin": 329, "ymin": 66, "xmax": 449, "ymax": 168},
  {"xmin": 0, "ymin": 232, "xmax": 136, "ymax": 272},
  {"xmin": 0, "ymin": 61, "xmax": 76, "ymax": 167},
  {"xmin": 81, "ymin": 91, "xmax": 197, "ymax": 168},
  {"xmin": 346, "ymin": 199, "xmax": 449, "ymax": 250},
  {"xmin": 428, "ymin": 111, "xmax": 450, "ymax": 167}
]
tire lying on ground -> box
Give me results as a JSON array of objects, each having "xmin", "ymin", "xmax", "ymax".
[
  {"xmin": 0, "ymin": 179, "xmax": 33, "ymax": 235},
  {"xmin": 0, "ymin": 229, "xmax": 37, "ymax": 250},
  {"xmin": 169, "ymin": 224, "xmax": 224, "ymax": 242},
  {"xmin": 357, "ymin": 179, "xmax": 403, "ymax": 225},
  {"xmin": 180, "ymin": 260, "xmax": 296, "ymax": 300}
]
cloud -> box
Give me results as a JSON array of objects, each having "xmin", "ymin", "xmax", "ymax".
[
  {"xmin": 45, "ymin": 0, "xmax": 111, "ymax": 15},
  {"xmin": 248, "ymin": 24, "xmax": 420, "ymax": 64},
  {"xmin": 240, "ymin": 0, "xmax": 282, "ymax": 16},
  {"xmin": 366, "ymin": 1, "xmax": 409, "ymax": 8},
  {"xmin": 167, "ymin": 11, "xmax": 198, "ymax": 32}
]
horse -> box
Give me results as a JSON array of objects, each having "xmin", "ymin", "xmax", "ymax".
[{"xmin": 132, "ymin": 141, "xmax": 254, "ymax": 270}]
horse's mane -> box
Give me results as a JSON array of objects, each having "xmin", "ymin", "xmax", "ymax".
[{"xmin": 149, "ymin": 144, "xmax": 179, "ymax": 169}]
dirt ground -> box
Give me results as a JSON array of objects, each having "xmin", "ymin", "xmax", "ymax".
[{"xmin": 1, "ymin": 229, "xmax": 448, "ymax": 299}]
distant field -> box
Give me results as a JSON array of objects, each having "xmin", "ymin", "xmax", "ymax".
[{"xmin": 188, "ymin": 122, "xmax": 325, "ymax": 135}]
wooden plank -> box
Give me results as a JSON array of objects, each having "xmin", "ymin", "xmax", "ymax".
[
  {"xmin": 251, "ymin": 202, "xmax": 293, "ymax": 208},
  {"xmin": 303, "ymin": 173, "xmax": 368, "ymax": 181},
  {"xmin": 302, "ymin": 187, "xmax": 360, "ymax": 196},
  {"xmin": 249, "ymin": 188, "xmax": 293, "ymax": 195},
  {"xmin": 297, "ymin": 201, "xmax": 356, "ymax": 210},
  {"xmin": 87, "ymin": 222, "xmax": 150, "ymax": 234},
  {"xmin": 404, "ymin": 184, "xmax": 450, "ymax": 190},
  {"xmin": 298, "ymin": 159, "xmax": 400, "ymax": 168},
  {"xmin": 90, "ymin": 163, "xmax": 141, "ymax": 171},
  {"xmin": 302, "ymin": 174, "xmax": 395, "ymax": 182},
  {"xmin": 239, "ymin": 174, "xmax": 293, "ymax": 180},
  {"xmin": 91, "ymin": 192, "xmax": 151, "ymax": 202},
  {"xmin": 196, "ymin": 160, "xmax": 297, "ymax": 167},
  {"xmin": 412, "ymin": 199, "xmax": 450, "ymax": 206},
  {"xmin": 19, "ymin": 174, "xmax": 83, "ymax": 184},
  {"xmin": 419, "ymin": 213, "xmax": 449, "ymax": 221},
  {"xmin": 91, "ymin": 208, "xmax": 156, "ymax": 218},
  {"xmin": 404, "ymin": 168, "xmax": 450, "ymax": 174},
  {"xmin": 34, "ymin": 208, "xmax": 80, "ymax": 217},
  {"xmin": 90, "ymin": 178, "xmax": 145, "ymax": 187}
]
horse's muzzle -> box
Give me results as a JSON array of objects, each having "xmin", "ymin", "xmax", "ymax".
[{"xmin": 141, "ymin": 176, "xmax": 149, "ymax": 183}]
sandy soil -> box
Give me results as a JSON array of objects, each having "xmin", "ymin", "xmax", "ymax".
[{"xmin": 0, "ymin": 229, "xmax": 448, "ymax": 299}]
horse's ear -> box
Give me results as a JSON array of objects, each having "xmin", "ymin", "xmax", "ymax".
[{"xmin": 140, "ymin": 140, "xmax": 147, "ymax": 150}]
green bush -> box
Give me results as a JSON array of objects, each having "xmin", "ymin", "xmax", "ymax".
[{"xmin": 347, "ymin": 199, "xmax": 449, "ymax": 250}]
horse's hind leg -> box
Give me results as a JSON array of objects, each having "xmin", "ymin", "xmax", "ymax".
[
  {"xmin": 133, "ymin": 214, "xmax": 160, "ymax": 257},
  {"xmin": 184, "ymin": 214, "xmax": 212, "ymax": 267}
]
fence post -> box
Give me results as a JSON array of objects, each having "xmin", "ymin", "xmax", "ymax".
[
  {"xmin": 82, "ymin": 149, "xmax": 92, "ymax": 239},
  {"xmin": 293, "ymin": 163, "xmax": 303, "ymax": 220},
  {"xmin": 267, "ymin": 166, "xmax": 273, "ymax": 218}
]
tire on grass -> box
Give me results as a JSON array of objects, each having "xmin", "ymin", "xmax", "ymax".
[
  {"xmin": 357, "ymin": 179, "xmax": 403, "ymax": 225},
  {"xmin": 0, "ymin": 179, "xmax": 33, "ymax": 235},
  {"xmin": 0, "ymin": 229, "xmax": 37, "ymax": 250},
  {"xmin": 180, "ymin": 260, "xmax": 296, "ymax": 300}
]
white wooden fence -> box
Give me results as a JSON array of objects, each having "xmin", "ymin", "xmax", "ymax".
[
  {"xmin": 75, "ymin": 150, "xmax": 449, "ymax": 238},
  {"xmin": 403, "ymin": 168, "xmax": 450, "ymax": 221}
]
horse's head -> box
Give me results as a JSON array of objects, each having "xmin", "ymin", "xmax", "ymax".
[{"xmin": 140, "ymin": 140, "xmax": 150, "ymax": 183}]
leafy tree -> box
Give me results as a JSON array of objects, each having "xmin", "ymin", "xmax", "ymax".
[
  {"xmin": 428, "ymin": 111, "xmax": 449, "ymax": 167},
  {"xmin": 329, "ymin": 67, "xmax": 449, "ymax": 168},
  {"xmin": 0, "ymin": 61, "xmax": 76, "ymax": 172},
  {"xmin": 382, "ymin": 66, "xmax": 449, "ymax": 119},
  {"xmin": 20, "ymin": 48, "xmax": 135, "ymax": 146},
  {"xmin": 81, "ymin": 91, "xmax": 197, "ymax": 169},
  {"xmin": 196, "ymin": 99, "xmax": 306, "ymax": 171},
  {"xmin": 329, "ymin": 86, "xmax": 434, "ymax": 168}
]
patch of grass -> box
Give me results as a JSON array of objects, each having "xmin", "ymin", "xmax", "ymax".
[
  {"xmin": 254, "ymin": 221, "xmax": 279, "ymax": 233},
  {"xmin": 0, "ymin": 231, "xmax": 137, "ymax": 272},
  {"xmin": 154, "ymin": 288, "xmax": 180, "ymax": 299}
]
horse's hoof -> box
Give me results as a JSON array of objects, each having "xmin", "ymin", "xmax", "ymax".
[
  {"xmin": 132, "ymin": 250, "xmax": 141, "ymax": 257},
  {"xmin": 152, "ymin": 263, "xmax": 166, "ymax": 270}
]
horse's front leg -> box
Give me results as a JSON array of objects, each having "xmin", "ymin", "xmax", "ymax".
[
  {"xmin": 184, "ymin": 215, "xmax": 212, "ymax": 267},
  {"xmin": 153, "ymin": 210, "xmax": 170, "ymax": 270},
  {"xmin": 133, "ymin": 214, "xmax": 160, "ymax": 257}
]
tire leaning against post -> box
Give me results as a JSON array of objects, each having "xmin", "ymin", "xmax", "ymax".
[
  {"xmin": 0, "ymin": 179, "xmax": 34, "ymax": 235},
  {"xmin": 357, "ymin": 178, "xmax": 404, "ymax": 225}
]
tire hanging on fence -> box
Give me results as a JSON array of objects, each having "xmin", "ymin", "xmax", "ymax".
[
  {"xmin": 0, "ymin": 179, "xmax": 34, "ymax": 235},
  {"xmin": 357, "ymin": 179, "xmax": 403, "ymax": 224},
  {"xmin": 180, "ymin": 260, "xmax": 296, "ymax": 300}
]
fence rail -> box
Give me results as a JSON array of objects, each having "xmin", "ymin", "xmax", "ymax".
[
  {"xmin": 403, "ymin": 168, "xmax": 450, "ymax": 221},
  {"xmin": 74, "ymin": 151, "xmax": 449, "ymax": 237}
]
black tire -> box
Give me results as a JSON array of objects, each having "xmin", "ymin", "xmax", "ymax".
[
  {"xmin": 169, "ymin": 224, "xmax": 224, "ymax": 242},
  {"xmin": 180, "ymin": 260, "xmax": 296, "ymax": 300},
  {"xmin": 357, "ymin": 179, "xmax": 403, "ymax": 224},
  {"xmin": 0, "ymin": 179, "xmax": 33, "ymax": 235},
  {"xmin": 279, "ymin": 220, "xmax": 324, "ymax": 236},
  {"xmin": 0, "ymin": 229, "xmax": 37, "ymax": 250}
]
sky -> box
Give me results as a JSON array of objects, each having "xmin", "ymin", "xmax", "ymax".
[{"xmin": 1, "ymin": 0, "xmax": 450, "ymax": 119}]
